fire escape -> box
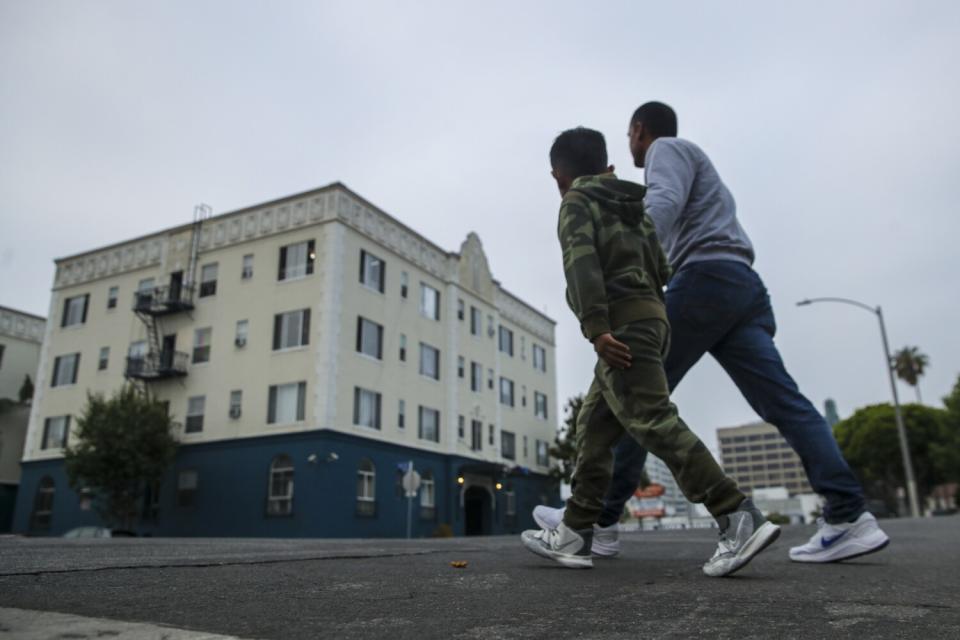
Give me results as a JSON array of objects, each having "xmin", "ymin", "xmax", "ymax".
[{"xmin": 125, "ymin": 205, "xmax": 210, "ymax": 383}]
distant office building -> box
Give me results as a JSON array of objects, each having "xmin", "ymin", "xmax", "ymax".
[
  {"xmin": 824, "ymin": 398, "xmax": 840, "ymax": 428},
  {"xmin": 629, "ymin": 454, "xmax": 692, "ymax": 518},
  {"xmin": 0, "ymin": 306, "xmax": 46, "ymax": 531},
  {"xmin": 718, "ymin": 421, "xmax": 812, "ymax": 496},
  {"xmin": 13, "ymin": 183, "xmax": 559, "ymax": 538}
]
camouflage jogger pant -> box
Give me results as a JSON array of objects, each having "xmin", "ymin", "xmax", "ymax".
[{"xmin": 563, "ymin": 319, "xmax": 745, "ymax": 530}]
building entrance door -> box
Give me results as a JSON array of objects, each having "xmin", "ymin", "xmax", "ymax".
[{"xmin": 464, "ymin": 486, "xmax": 491, "ymax": 536}]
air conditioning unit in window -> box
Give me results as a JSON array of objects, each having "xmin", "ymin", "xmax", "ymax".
[
  {"xmin": 229, "ymin": 407, "xmax": 242, "ymax": 419},
  {"xmin": 235, "ymin": 337, "xmax": 247, "ymax": 348}
]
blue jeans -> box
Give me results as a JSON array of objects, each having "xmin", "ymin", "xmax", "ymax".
[{"xmin": 596, "ymin": 260, "xmax": 865, "ymax": 526}]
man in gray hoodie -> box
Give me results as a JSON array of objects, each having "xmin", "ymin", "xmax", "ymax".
[{"xmin": 533, "ymin": 102, "xmax": 889, "ymax": 564}]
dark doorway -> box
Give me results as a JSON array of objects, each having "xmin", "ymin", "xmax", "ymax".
[
  {"xmin": 169, "ymin": 271, "xmax": 183, "ymax": 303},
  {"xmin": 161, "ymin": 335, "xmax": 176, "ymax": 369},
  {"xmin": 464, "ymin": 486, "xmax": 491, "ymax": 536}
]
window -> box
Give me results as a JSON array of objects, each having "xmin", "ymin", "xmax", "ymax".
[
  {"xmin": 498, "ymin": 326, "xmax": 514, "ymax": 356},
  {"xmin": 487, "ymin": 368, "xmax": 494, "ymax": 390},
  {"xmin": 97, "ymin": 347, "xmax": 109, "ymax": 371},
  {"xmin": 242, "ymin": 254, "xmax": 254, "ymax": 280},
  {"xmin": 51, "ymin": 353, "xmax": 80, "ymax": 387},
  {"xmin": 42, "ymin": 416, "xmax": 70, "ymax": 449},
  {"xmin": 419, "ymin": 343, "xmax": 440, "ymax": 380},
  {"xmin": 400, "ymin": 271, "xmax": 409, "ymax": 298},
  {"xmin": 235, "ymin": 320, "xmax": 249, "ymax": 347},
  {"xmin": 418, "ymin": 406, "xmax": 440, "ymax": 442},
  {"xmin": 420, "ymin": 470, "xmax": 435, "ymax": 520},
  {"xmin": 30, "ymin": 477, "xmax": 55, "ymax": 531},
  {"xmin": 488, "ymin": 424, "xmax": 494, "ymax": 446},
  {"xmin": 360, "ymin": 249, "xmax": 385, "ymax": 293},
  {"xmin": 470, "ymin": 306, "xmax": 481, "ymax": 336},
  {"xmin": 501, "ymin": 430, "xmax": 516, "ymax": 460},
  {"xmin": 61, "ymin": 294, "xmax": 89, "ymax": 328},
  {"xmin": 356, "ymin": 317, "xmax": 384, "ymax": 359},
  {"xmin": 535, "ymin": 392, "xmax": 549, "ymax": 420},
  {"xmin": 268, "ymin": 382, "xmax": 307, "ymax": 424},
  {"xmin": 420, "ymin": 284, "xmax": 440, "ymax": 320},
  {"xmin": 267, "ymin": 455, "xmax": 294, "ymax": 516},
  {"xmin": 199, "ymin": 263, "xmax": 218, "ymax": 297},
  {"xmin": 487, "ymin": 315, "xmax": 494, "ymax": 338},
  {"xmin": 0, "ymin": 344, "xmax": 4, "ymax": 369},
  {"xmin": 353, "ymin": 387, "xmax": 382, "ymax": 430},
  {"xmin": 193, "ymin": 327, "xmax": 212, "ymax": 364},
  {"xmin": 229, "ymin": 390, "xmax": 242, "ymax": 419},
  {"xmin": 506, "ymin": 490, "xmax": 517, "ymax": 517},
  {"xmin": 185, "ymin": 396, "xmax": 205, "ymax": 433},
  {"xmin": 520, "ymin": 336, "xmax": 526, "ymax": 360},
  {"xmin": 107, "ymin": 286, "xmax": 119, "ymax": 309},
  {"xmin": 499, "ymin": 377, "xmax": 515, "ymax": 407},
  {"xmin": 177, "ymin": 470, "xmax": 198, "ymax": 507},
  {"xmin": 137, "ymin": 278, "xmax": 155, "ymax": 294},
  {"xmin": 458, "ymin": 415, "xmax": 465, "ymax": 439},
  {"xmin": 356, "ymin": 459, "xmax": 376, "ymax": 516},
  {"xmin": 399, "ymin": 334, "xmax": 407, "ymax": 361},
  {"xmin": 273, "ymin": 309, "xmax": 310, "ymax": 350},
  {"xmin": 470, "ymin": 362, "xmax": 482, "ymax": 392},
  {"xmin": 457, "ymin": 356, "xmax": 465, "ymax": 378},
  {"xmin": 457, "ymin": 299, "xmax": 465, "ymax": 321},
  {"xmin": 279, "ymin": 240, "xmax": 315, "ymax": 281},
  {"xmin": 398, "ymin": 399, "xmax": 406, "ymax": 429},
  {"xmin": 533, "ymin": 344, "xmax": 547, "ymax": 372},
  {"xmin": 522, "ymin": 385, "xmax": 527, "ymax": 407},
  {"xmin": 536, "ymin": 440, "xmax": 549, "ymax": 466},
  {"xmin": 471, "ymin": 419, "xmax": 482, "ymax": 451},
  {"xmin": 523, "ymin": 435, "xmax": 528, "ymax": 459}
]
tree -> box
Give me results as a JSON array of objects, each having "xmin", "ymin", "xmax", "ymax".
[
  {"xmin": 64, "ymin": 386, "xmax": 178, "ymax": 530},
  {"xmin": 833, "ymin": 402, "xmax": 959, "ymax": 513},
  {"xmin": 18, "ymin": 375, "xmax": 34, "ymax": 404},
  {"xmin": 891, "ymin": 346, "xmax": 930, "ymax": 404}
]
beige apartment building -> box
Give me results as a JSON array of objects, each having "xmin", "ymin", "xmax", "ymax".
[
  {"xmin": 718, "ymin": 421, "xmax": 813, "ymax": 496},
  {"xmin": 13, "ymin": 182, "xmax": 559, "ymax": 538}
]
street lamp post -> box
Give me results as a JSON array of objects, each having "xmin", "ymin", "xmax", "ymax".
[{"xmin": 796, "ymin": 297, "xmax": 921, "ymax": 518}]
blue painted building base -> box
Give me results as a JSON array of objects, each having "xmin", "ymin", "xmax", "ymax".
[{"xmin": 11, "ymin": 430, "xmax": 561, "ymax": 538}]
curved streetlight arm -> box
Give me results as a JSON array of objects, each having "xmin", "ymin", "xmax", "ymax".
[{"xmin": 796, "ymin": 297, "xmax": 879, "ymax": 315}]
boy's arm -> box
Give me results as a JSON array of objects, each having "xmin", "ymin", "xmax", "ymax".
[
  {"xmin": 558, "ymin": 198, "xmax": 610, "ymax": 340},
  {"xmin": 644, "ymin": 140, "xmax": 695, "ymax": 240}
]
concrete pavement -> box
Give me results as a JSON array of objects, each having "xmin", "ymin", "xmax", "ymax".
[{"xmin": 0, "ymin": 516, "xmax": 957, "ymax": 639}]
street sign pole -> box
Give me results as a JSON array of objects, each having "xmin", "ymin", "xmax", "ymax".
[
  {"xmin": 406, "ymin": 460, "xmax": 413, "ymax": 539},
  {"xmin": 402, "ymin": 460, "xmax": 421, "ymax": 539}
]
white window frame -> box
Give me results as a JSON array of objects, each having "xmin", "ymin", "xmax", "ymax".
[
  {"xmin": 267, "ymin": 455, "xmax": 294, "ymax": 516},
  {"xmin": 418, "ymin": 406, "xmax": 440, "ymax": 443},
  {"xmin": 273, "ymin": 309, "xmax": 310, "ymax": 350},
  {"xmin": 42, "ymin": 416, "xmax": 70, "ymax": 450},
  {"xmin": 97, "ymin": 346, "xmax": 109, "ymax": 371},
  {"xmin": 62, "ymin": 294, "xmax": 88, "ymax": 327},
  {"xmin": 353, "ymin": 386, "xmax": 382, "ymax": 430},
  {"xmin": 199, "ymin": 263, "xmax": 218, "ymax": 297},
  {"xmin": 535, "ymin": 392, "xmax": 549, "ymax": 420},
  {"xmin": 279, "ymin": 240, "xmax": 315, "ymax": 281},
  {"xmin": 107, "ymin": 286, "xmax": 119, "ymax": 309},
  {"xmin": 268, "ymin": 381, "xmax": 307, "ymax": 425},
  {"xmin": 185, "ymin": 396, "xmax": 205, "ymax": 433},
  {"xmin": 241, "ymin": 254, "xmax": 254, "ymax": 280},
  {"xmin": 419, "ymin": 283, "xmax": 440, "ymax": 321},
  {"xmin": 229, "ymin": 390, "xmax": 242, "ymax": 419},
  {"xmin": 360, "ymin": 249, "xmax": 385, "ymax": 293},
  {"xmin": 419, "ymin": 343, "xmax": 440, "ymax": 380},
  {"xmin": 356, "ymin": 459, "xmax": 376, "ymax": 515},
  {"xmin": 193, "ymin": 327, "xmax": 212, "ymax": 364},
  {"xmin": 356, "ymin": 317, "xmax": 383, "ymax": 360},
  {"xmin": 499, "ymin": 377, "xmax": 515, "ymax": 407},
  {"xmin": 51, "ymin": 353, "xmax": 80, "ymax": 388}
]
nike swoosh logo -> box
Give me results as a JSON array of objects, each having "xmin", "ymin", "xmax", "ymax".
[{"xmin": 821, "ymin": 531, "xmax": 848, "ymax": 548}]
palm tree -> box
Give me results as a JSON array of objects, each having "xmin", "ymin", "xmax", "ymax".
[{"xmin": 891, "ymin": 346, "xmax": 930, "ymax": 404}]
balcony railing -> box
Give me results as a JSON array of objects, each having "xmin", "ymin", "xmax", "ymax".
[
  {"xmin": 132, "ymin": 285, "xmax": 195, "ymax": 316},
  {"xmin": 125, "ymin": 351, "xmax": 190, "ymax": 380}
]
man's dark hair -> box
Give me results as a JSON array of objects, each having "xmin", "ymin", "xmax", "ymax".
[
  {"xmin": 549, "ymin": 127, "xmax": 608, "ymax": 179},
  {"xmin": 630, "ymin": 101, "xmax": 678, "ymax": 137}
]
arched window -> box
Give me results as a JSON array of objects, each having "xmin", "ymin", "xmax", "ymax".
[
  {"xmin": 356, "ymin": 458, "xmax": 376, "ymax": 516},
  {"xmin": 267, "ymin": 455, "xmax": 294, "ymax": 516},
  {"xmin": 419, "ymin": 470, "xmax": 435, "ymax": 520},
  {"xmin": 31, "ymin": 476, "xmax": 55, "ymax": 532}
]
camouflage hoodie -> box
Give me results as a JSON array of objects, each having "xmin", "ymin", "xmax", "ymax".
[{"xmin": 557, "ymin": 173, "xmax": 671, "ymax": 341}]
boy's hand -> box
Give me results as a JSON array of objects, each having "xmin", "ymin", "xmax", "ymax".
[{"xmin": 593, "ymin": 333, "xmax": 631, "ymax": 369}]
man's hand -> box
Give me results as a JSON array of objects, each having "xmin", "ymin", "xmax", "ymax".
[{"xmin": 593, "ymin": 332, "xmax": 631, "ymax": 369}]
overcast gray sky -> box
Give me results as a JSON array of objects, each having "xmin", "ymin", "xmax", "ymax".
[{"xmin": 2, "ymin": 1, "xmax": 959, "ymax": 453}]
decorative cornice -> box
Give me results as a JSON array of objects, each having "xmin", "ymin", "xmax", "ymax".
[{"xmin": 0, "ymin": 307, "xmax": 46, "ymax": 343}]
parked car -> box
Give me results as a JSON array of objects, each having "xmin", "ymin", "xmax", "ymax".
[{"xmin": 62, "ymin": 527, "xmax": 136, "ymax": 538}]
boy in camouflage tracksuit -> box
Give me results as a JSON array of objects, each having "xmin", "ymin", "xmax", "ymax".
[{"xmin": 521, "ymin": 127, "xmax": 780, "ymax": 576}]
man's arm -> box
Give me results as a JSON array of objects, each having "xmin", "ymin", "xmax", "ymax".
[
  {"xmin": 644, "ymin": 140, "xmax": 696, "ymax": 240},
  {"xmin": 558, "ymin": 198, "xmax": 610, "ymax": 340}
]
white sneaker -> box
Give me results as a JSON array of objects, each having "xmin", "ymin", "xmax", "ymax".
[
  {"xmin": 521, "ymin": 522, "xmax": 594, "ymax": 569},
  {"xmin": 789, "ymin": 511, "xmax": 890, "ymax": 563},
  {"xmin": 703, "ymin": 499, "xmax": 781, "ymax": 577},
  {"xmin": 532, "ymin": 505, "xmax": 620, "ymax": 557}
]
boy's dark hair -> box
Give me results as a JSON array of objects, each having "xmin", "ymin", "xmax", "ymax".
[
  {"xmin": 550, "ymin": 127, "xmax": 608, "ymax": 179},
  {"xmin": 630, "ymin": 101, "xmax": 678, "ymax": 137}
]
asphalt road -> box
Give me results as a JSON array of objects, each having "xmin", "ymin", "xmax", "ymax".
[{"xmin": 1, "ymin": 516, "xmax": 957, "ymax": 639}]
